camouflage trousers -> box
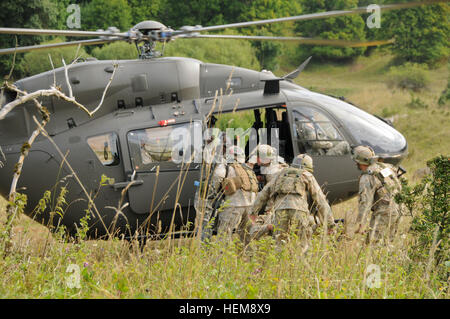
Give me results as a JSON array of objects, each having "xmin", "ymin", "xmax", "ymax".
[
  {"xmin": 247, "ymin": 213, "xmax": 274, "ymax": 241},
  {"xmin": 217, "ymin": 206, "xmax": 253, "ymax": 242},
  {"xmin": 273, "ymin": 209, "xmax": 312, "ymax": 252},
  {"xmin": 366, "ymin": 208, "xmax": 401, "ymax": 244}
]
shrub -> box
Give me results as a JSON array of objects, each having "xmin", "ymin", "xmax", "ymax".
[
  {"xmin": 91, "ymin": 42, "xmax": 137, "ymax": 60},
  {"xmin": 406, "ymin": 94, "xmax": 428, "ymax": 109},
  {"xmin": 438, "ymin": 75, "xmax": 449, "ymax": 107},
  {"xmin": 387, "ymin": 63, "xmax": 430, "ymax": 92},
  {"xmin": 21, "ymin": 38, "xmax": 91, "ymax": 76},
  {"xmin": 381, "ymin": 2, "xmax": 449, "ymax": 67},
  {"xmin": 402, "ymin": 156, "xmax": 449, "ymax": 276}
]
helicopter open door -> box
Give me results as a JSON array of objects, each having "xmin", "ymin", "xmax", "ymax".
[
  {"xmin": 287, "ymin": 102, "xmax": 359, "ymax": 203},
  {"xmin": 124, "ymin": 121, "xmax": 202, "ymax": 231}
]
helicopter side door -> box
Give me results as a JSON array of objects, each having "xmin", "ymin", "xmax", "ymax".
[
  {"xmin": 125, "ymin": 121, "xmax": 202, "ymax": 219},
  {"xmin": 287, "ymin": 102, "xmax": 359, "ymax": 203}
]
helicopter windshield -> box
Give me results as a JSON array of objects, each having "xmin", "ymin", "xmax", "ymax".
[{"xmin": 314, "ymin": 94, "xmax": 407, "ymax": 155}]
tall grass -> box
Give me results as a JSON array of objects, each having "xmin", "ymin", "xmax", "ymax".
[
  {"xmin": 0, "ymin": 207, "xmax": 447, "ymax": 298},
  {"xmin": 0, "ymin": 53, "xmax": 448, "ymax": 298}
]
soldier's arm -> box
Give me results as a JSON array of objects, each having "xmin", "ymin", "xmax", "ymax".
[
  {"xmin": 250, "ymin": 179, "xmax": 274, "ymax": 216},
  {"xmin": 210, "ymin": 164, "xmax": 226, "ymax": 193},
  {"xmin": 356, "ymin": 174, "xmax": 376, "ymax": 225},
  {"xmin": 305, "ymin": 173, "xmax": 335, "ymax": 227}
]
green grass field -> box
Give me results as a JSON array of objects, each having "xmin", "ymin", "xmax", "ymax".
[{"xmin": 0, "ymin": 53, "xmax": 448, "ymax": 298}]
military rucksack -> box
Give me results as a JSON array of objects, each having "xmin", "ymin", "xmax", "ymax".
[
  {"xmin": 365, "ymin": 162, "xmax": 402, "ymax": 201},
  {"xmin": 222, "ymin": 163, "xmax": 259, "ymax": 195},
  {"xmin": 273, "ymin": 167, "xmax": 306, "ymax": 196}
]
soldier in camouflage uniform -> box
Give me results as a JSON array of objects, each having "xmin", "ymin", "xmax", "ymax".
[
  {"xmin": 352, "ymin": 145, "xmax": 403, "ymax": 244},
  {"xmin": 244, "ymin": 144, "xmax": 288, "ymax": 242},
  {"xmin": 194, "ymin": 117, "xmax": 227, "ymax": 242},
  {"xmin": 250, "ymin": 154, "xmax": 335, "ymax": 251},
  {"xmin": 213, "ymin": 145, "xmax": 259, "ymax": 240}
]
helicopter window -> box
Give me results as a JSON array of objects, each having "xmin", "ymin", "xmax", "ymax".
[
  {"xmin": 87, "ymin": 133, "xmax": 120, "ymax": 166},
  {"xmin": 127, "ymin": 122, "xmax": 201, "ymax": 171},
  {"xmin": 314, "ymin": 95, "xmax": 407, "ymax": 154},
  {"xmin": 226, "ymin": 77, "xmax": 242, "ymax": 88},
  {"xmin": 293, "ymin": 108, "xmax": 350, "ymax": 156}
]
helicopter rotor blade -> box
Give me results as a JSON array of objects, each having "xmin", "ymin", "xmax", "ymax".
[
  {"xmin": 180, "ymin": 34, "xmax": 395, "ymax": 47},
  {"xmin": 0, "ymin": 27, "xmax": 129, "ymax": 38},
  {"xmin": 173, "ymin": 0, "xmax": 445, "ymax": 36},
  {"xmin": 0, "ymin": 38, "xmax": 121, "ymax": 55}
]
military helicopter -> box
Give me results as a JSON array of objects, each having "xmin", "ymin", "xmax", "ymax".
[{"xmin": 1, "ymin": 1, "xmax": 432, "ymax": 240}]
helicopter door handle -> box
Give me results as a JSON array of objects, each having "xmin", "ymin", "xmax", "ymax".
[{"xmin": 111, "ymin": 179, "xmax": 144, "ymax": 191}]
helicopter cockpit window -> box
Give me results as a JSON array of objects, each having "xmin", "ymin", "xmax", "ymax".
[
  {"xmin": 87, "ymin": 133, "xmax": 120, "ymax": 166},
  {"xmin": 313, "ymin": 95, "xmax": 407, "ymax": 155},
  {"xmin": 293, "ymin": 107, "xmax": 350, "ymax": 156},
  {"xmin": 127, "ymin": 122, "xmax": 201, "ymax": 172}
]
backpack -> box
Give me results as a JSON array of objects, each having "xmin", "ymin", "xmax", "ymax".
[
  {"xmin": 222, "ymin": 163, "xmax": 259, "ymax": 195},
  {"xmin": 273, "ymin": 167, "xmax": 306, "ymax": 196},
  {"xmin": 365, "ymin": 163, "xmax": 402, "ymax": 202}
]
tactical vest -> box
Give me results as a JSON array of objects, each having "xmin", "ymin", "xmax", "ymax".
[
  {"xmin": 273, "ymin": 167, "xmax": 306, "ymax": 196},
  {"xmin": 364, "ymin": 163, "xmax": 401, "ymax": 207},
  {"xmin": 222, "ymin": 163, "xmax": 259, "ymax": 195}
]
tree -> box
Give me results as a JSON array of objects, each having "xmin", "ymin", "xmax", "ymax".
[
  {"xmin": 295, "ymin": 0, "xmax": 367, "ymax": 62},
  {"xmin": 0, "ymin": 0, "xmax": 61, "ymax": 78},
  {"xmin": 127, "ymin": 0, "xmax": 164, "ymax": 26},
  {"xmin": 81, "ymin": 0, "xmax": 133, "ymax": 31},
  {"xmin": 236, "ymin": 0, "xmax": 303, "ymax": 71},
  {"xmin": 379, "ymin": 1, "xmax": 449, "ymax": 66}
]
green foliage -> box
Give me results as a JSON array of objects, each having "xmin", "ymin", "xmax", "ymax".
[
  {"xmin": 387, "ymin": 63, "xmax": 430, "ymax": 92},
  {"xmin": 20, "ymin": 38, "xmax": 91, "ymax": 76},
  {"xmin": 127, "ymin": 0, "xmax": 164, "ymax": 26},
  {"xmin": 91, "ymin": 42, "xmax": 137, "ymax": 60},
  {"xmin": 81, "ymin": 0, "xmax": 133, "ymax": 31},
  {"xmin": 90, "ymin": 31, "xmax": 261, "ymax": 70},
  {"xmin": 160, "ymin": 0, "xmax": 244, "ymax": 28},
  {"xmin": 164, "ymin": 34, "xmax": 261, "ymax": 70},
  {"xmin": 380, "ymin": 2, "xmax": 450, "ymax": 66},
  {"xmin": 438, "ymin": 73, "xmax": 450, "ymax": 107},
  {"xmin": 406, "ymin": 94, "xmax": 428, "ymax": 110},
  {"xmin": 295, "ymin": 0, "xmax": 366, "ymax": 62},
  {"xmin": 408, "ymin": 156, "xmax": 449, "ymax": 269},
  {"xmin": 235, "ymin": 0, "xmax": 302, "ymax": 71},
  {"xmin": 0, "ymin": 0, "xmax": 62, "ymax": 77}
]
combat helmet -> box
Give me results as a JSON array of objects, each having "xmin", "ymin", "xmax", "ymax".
[
  {"xmin": 351, "ymin": 145, "xmax": 376, "ymax": 165},
  {"xmin": 291, "ymin": 153, "xmax": 314, "ymax": 173},
  {"xmin": 254, "ymin": 144, "xmax": 276, "ymax": 164}
]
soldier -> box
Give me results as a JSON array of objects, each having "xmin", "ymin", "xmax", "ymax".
[
  {"xmin": 250, "ymin": 154, "xmax": 335, "ymax": 252},
  {"xmin": 296, "ymin": 121, "xmax": 333, "ymax": 155},
  {"xmin": 194, "ymin": 116, "xmax": 225, "ymax": 242},
  {"xmin": 213, "ymin": 145, "xmax": 259, "ymax": 241},
  {"xmin": 245, "ymin": 144, "xmax": 288, "ymax": 242},
  {"xmin": 352, "ymin": 145, "xmax": 403, "ymax": 244}
]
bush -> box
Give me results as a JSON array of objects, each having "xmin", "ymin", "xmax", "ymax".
[
  {"xmin": 163, "ymin": 35, "xmax": 261, "ymax": 70},
  {"xmin": 21, "ymin": 38, "xmax": 91, "ymax": 76},
  {"xmin": 381, "ymin": 2, "xmax": 449, "ymax": 67},
  {"xmin": 387, "ymin": 63, "xmax": 430, "ymax": 92},
  {"xmin": 438, "ymin": 74, "xmax": 449, "ymax": 107},
  {"xmin": 400, "ymin": 156, "xmax": 449, "ymax": 276},
  {"xmin": 91, "ymin": 42, "xmax": 137, "ymax": 60},
  {"xmin": 406, "ymin": 94, "xmax": 428, "ymax": 109},
  {"xmin": 294, "ymin": 0, "xmax": 367, "ymax": 62}
]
